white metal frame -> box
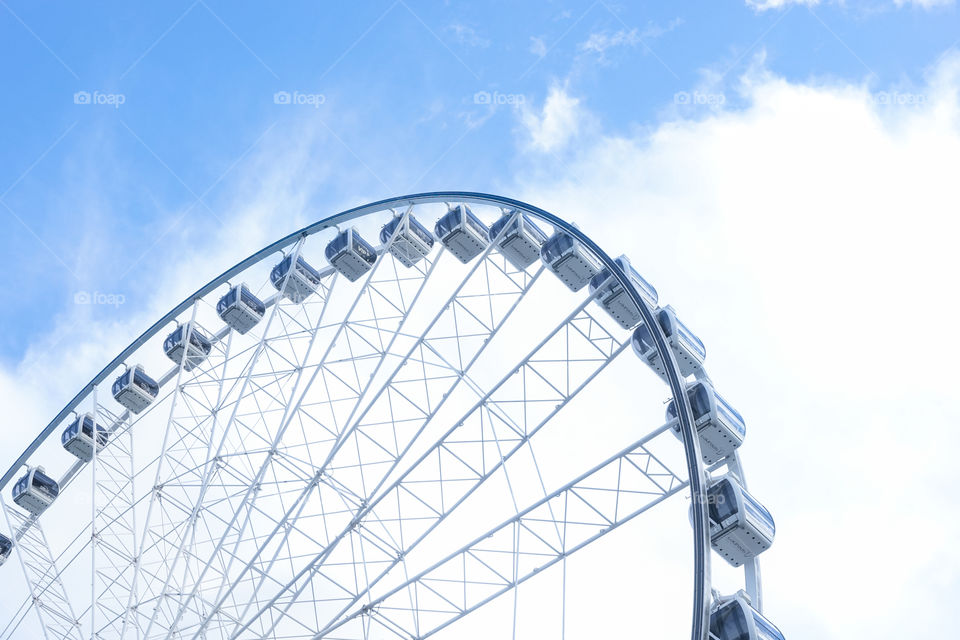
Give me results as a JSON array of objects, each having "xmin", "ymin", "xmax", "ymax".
[{"xmin": 0, "ymin": 193, "xmax": 776, "ymax": 640}]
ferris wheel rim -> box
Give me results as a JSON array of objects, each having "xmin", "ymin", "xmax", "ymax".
[{"xmin": 2, "ymin": 190, "xmax": 714, "ymax": 640}]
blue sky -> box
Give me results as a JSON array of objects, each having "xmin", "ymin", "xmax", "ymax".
[
  {"xmin": 1, "ymin": 0, "xmax": 957, "ymax": 361},
  {"xmin": 2, "ymin": 1, "xmax": 960, "ymax": 638}
]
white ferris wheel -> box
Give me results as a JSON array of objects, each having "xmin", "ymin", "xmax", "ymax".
[{"xmin": 0, "ymin": 193, "xmax": 783, "ymax": 640}]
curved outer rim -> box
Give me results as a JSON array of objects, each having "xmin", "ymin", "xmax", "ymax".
[{"xmin": 1, "ymin": 191, "xmax": 713, "ymax": 640}]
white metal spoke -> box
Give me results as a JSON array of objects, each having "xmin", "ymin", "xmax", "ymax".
[
  {"xmin": 2, "ymin": 498, "xmax": 83, "ymax": 640},
  {"xmin": 190, "ymin": 246, "xmax": 539, "ymax": 640},
  {"xmin": 323, "ymin": 424, "xmax": 686, "ymax": 640},
  {"xmin": 232, "ymin": 293, "xmax": 626, "ymax": 640},
  {"xmin": 0, "ymin": 194, "xmax": 762, "ymax": 640}
]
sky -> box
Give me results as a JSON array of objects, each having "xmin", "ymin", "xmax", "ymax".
[{"xmin": 1, "ymin": 0, "xmax": 959, "ymax": 638}]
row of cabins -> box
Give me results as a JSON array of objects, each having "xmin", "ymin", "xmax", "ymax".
[{"xmin": 2, "ymin": 206, "xmax": 783, "ymax": 639}]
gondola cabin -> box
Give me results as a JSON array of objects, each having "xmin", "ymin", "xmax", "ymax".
[
  {"xmin": 707, "ymin": 476, "xmax": 776, "ymax": 567},
  {"xmin": 217, "ymin": 283, "xmax": 266, "ymax": 334},
  {"xmin": 489, "ymin": 211, "xmax": 548, "ymax": 270},
  {"xmin": 540, "ymin": 230, "xmax": 602, "ymax": 292},
  {"xmin": 271, "ymin": 254, "xmax": 323, "ymax": 303},
  {"xmin": 435, "ymin": 205, "xmax": 489, "ymax": 264},
  {"xmin": 588, "ymin": 255, "xmax": 658, "ymax": 329},
  {"xmin": 0, "ymin": 534, "xmax": 11, "ymax": 567},
  {"xmin": 665, "ymin": 381, "xmax": 745, "ymax": 465},
  {"xmin": 112, "ymin": 365, "xmax": 159, "ymax": 414},
  {"xmin": 163, "ymin": 322, "xmax": 213, "ymax": 371},
  {"xmin": 12, "ymin": 467, "xmax": 59, "ymax": 516},
  {"xmin": 710, "ymin": 594, "xmax": 785, "ymax": 640},
  {"xmin": 381, "ymin": 214, "xmax": 435, "ymax": 268},
  {"xmin": 632, "ymin": 306, "xmax": 707, "ymax": 380},
  {"xmin": 61, "ymin": 413, "xmax": 108, "ymax": 462},
  {"xmin": 326, "ymin": 227, "xmax": 378, "ymax": 281}
]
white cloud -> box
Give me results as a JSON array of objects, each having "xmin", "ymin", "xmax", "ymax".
[
  {"xmin": 895, "ymin": 0, "xmax": 955, "ymax": 6},
  {"xmin": 579, "ymin": 28, "xmax": 643, "ymax": 55},
  {"xmin": 445, "ymin": 23, "xmax": 490, "ymax": 48},
  {"xmin": 512, "ymin": 53, "xmax": 960, "ymax": 639},
  {"xmin": 519, "ymin": 85, "xmax": 587, "ymax": 152},
  {"xmin": 579, "ymin": 20, "xmax": 682, "ymax": 58},
  {"xmin": 746, "ymin": 0, "xmax": 820, "ymax": 9}
]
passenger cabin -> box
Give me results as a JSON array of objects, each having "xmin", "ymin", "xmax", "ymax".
[
  {"xmin": 12, "ymin": 467, "xmax": 59, "ymax": 516},
  {"xmin": 0, "ymin": 533, "xmax": 11, "ymax": 567},
  {"xmin": 163, "ymin": 322, "xmax": 213, "ymax": 371},
  {"xmin": 540, "ymin": 230, "xmax": 602, "ymax": 292},
  {"xmin": 632, "ymin": 306, "xmax": 707, "ymax": 381},
  {"xmin": 589, "ymin": 255, "xmax": 658, "ymax": 329},
  {"xmin": 271, "ymin": 254, "xmax": 323, "ymax": 303},
  {"xmin": 665, "ymin": 381, "xmax": 745, "ymax": 465},
  {"xmin": 707, "ymin": 476, "xmax": 776, "ymax": 567},
  {"xmin": 61, "ymin": 413, "xmax": 108, "ymax": 463},
  {"xmin": 489, "ymin": 211, "xmax": 548, "ymax": 270},
  {"xmin": 326, "ymin": 228, "xmax": 378, "ymax": 281},
  {"xmin": 217, "ymin": 283, "xmax": 266, "ymax": 334},
  {"xmin": 710, "ymin": 595, "xmax": 785, "ymax": 640},
  {"xmin": 435, "ymin": 205, "xmax": 489, "ymax": 264},
  {"xmin": 381, "ymin": 214, "xmax": 435, "ymax": 268},
  {"xmin": 112, "ymin": 365, "xmax": 159, "ymax": 414}
]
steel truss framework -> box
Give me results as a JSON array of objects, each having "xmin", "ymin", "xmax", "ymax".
[{"xmin": 0, "ymin": 193, "xmax": 761, "ymax": 640}]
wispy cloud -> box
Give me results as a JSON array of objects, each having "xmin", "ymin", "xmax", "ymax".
[
  {"xmin": 746, "ymin": 0, "xmax": 819, "ymax": 10},
  {"xmin": 578, "ymin": 20, "xmax": 682, "ymax": 64},
  {"xmin": 445, "ymin": 23, "xmax": 491, "ymax": 48}
]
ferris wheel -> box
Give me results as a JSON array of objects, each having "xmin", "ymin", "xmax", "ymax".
[{"xmin": 0, "ymin": 192, "xmax": 784, "ymax": 640}]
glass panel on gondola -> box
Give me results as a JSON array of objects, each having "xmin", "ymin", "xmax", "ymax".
[
  {"xmin": 669, "ymin": 382, "xmax": 712, "ymax": 421},
  {"xmin": 435, "ymin": 205, "xmax": 489, "ymax": 264},
  {"xmin": 666, "ymin": 381, "xmax": 744, "ymax": 465},
  {"xmin": 710, "ymin": 599, "xmax": 750, "ymax": 640},
  {"xmin": 708, "ymin": 476, "xmax": 775, "ymax": 566},
  {"xmin": 381, "ymin": 214, "xmax": 435, "ymax": 268},
  {"xmin": 218, "ymin": 283, "xmax": 265, "ymax": 334},
  {"xmin": 271, "ymin": 254, "xmax": 323, "ymax": 302},
  {"xmin": 326, "ymin": 228, "xmax": 377, "ymax": 281},
  {"xmin": 589, "ymin": 256, "xmax": 657, "ymax": 330},
  {"xmin": 164, "ymin": 322, "xmax": 213, "ymax": 371},
  {"xmin": 710, "ymin": 597, "xmax": 785, "ymax": 640},
  {"xmin": 489, "ymin": 211, "xmax": 548, "ymax": 270},
  {"xmin": 62, "ymin": 413, "xmax": 108, "ymax": 462},
  {"xmin": 113, "ymin": 365, "xmax": 159, "ymax": 414},
  {"xmin": 708, "ymin": 479, "xmax": 739, "ymax": 525},
  {"xmin": 541, "ymin": 229, "xmax": 602, "ymax": 292},
  {"xmin": 13, "ymin": 467, "xmax": 60, "ymax": 516}
]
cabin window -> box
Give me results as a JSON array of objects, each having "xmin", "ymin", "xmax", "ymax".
[
  {"xmin": 708, "ymin": 480, "xmax": 739, "ymax": 525},
  {"xmin": 710, "ymin": 603, "xmax": 749, "ymax": 640}
]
